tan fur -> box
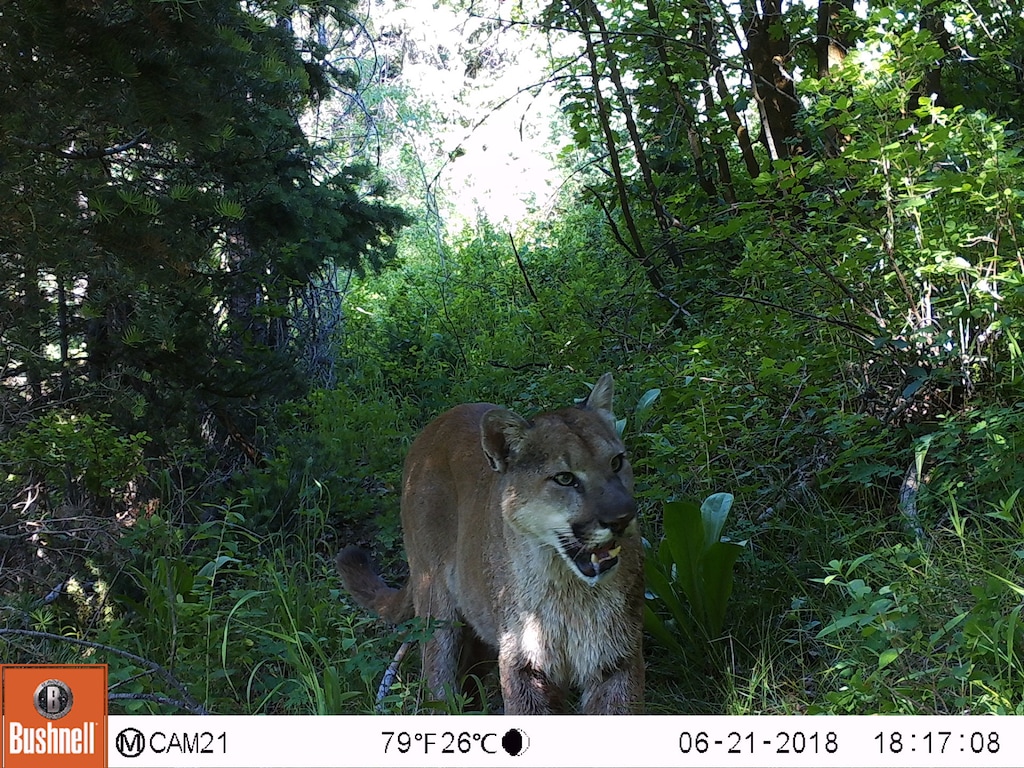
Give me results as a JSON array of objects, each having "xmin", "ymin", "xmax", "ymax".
[{"xmin": 336, "ymin": 374, "xmax": 644, "ymax": 713}]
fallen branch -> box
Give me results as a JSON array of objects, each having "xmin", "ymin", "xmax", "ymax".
[
  {"xmin": 108, "ymin": 693, "xmax": 207, "ymax": 713},
  {"xmin": 376, "ymin": 641, "xmax": 410, "ymax": 713},
  {"xmin": 0, "ymin": 629, "xmax": 209, "ymax": 714}
]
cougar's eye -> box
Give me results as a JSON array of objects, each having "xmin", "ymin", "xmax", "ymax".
[
  {"xmin": 552, "ymin": 471, "xmax": 578, "ymax": 487},
  {"xmin": 611, "ymin": 453, "xmax": 625, "ymax": 472}
]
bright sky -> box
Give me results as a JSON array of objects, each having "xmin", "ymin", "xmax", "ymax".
[{"xmin": 377, "ymin": 0, "xmax": 569, "ymax": 229}]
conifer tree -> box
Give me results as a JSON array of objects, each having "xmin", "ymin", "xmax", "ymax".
[{"xmin": 1, "ymin": 0, "xmax": 408, "ymax": 471}]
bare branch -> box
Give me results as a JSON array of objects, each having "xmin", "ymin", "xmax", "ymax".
[{"xmin": 713, "ymin": 292, "xmax": 876, "ymax": 341}]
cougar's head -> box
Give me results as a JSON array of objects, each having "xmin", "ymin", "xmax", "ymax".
[{"xmin": 481, "ymin": 373, "xmax": 638, "ymax": 585}]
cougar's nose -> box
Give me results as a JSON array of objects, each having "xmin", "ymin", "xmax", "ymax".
[{"xmin": 597, "ymin": 482, "xmax": 637, "ymax": 535}]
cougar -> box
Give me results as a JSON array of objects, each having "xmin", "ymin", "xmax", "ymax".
[{"xmin": 336, "ymin": 374, "xmax": 643, "ymax": 713}]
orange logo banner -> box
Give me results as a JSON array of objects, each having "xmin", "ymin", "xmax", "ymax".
[{"xmin": 1, "ymin": 665, "xmax": 107, "ymax": 768}]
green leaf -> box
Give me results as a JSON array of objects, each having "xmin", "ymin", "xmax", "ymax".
[
  {"xmin": 169, "ymin": 184, "xmax": 196, "ymax": 201},
  {"xmin": 700, "ymin": 492, "xmax": 734, "ymax": 554},
  {"xmin": 902, "ymin": 379, "xmax": 924, "ymax": 399},
  {"xmin": 198, "ymin": 555, "xmax": 240, "ymax": 579},
  {"xmin": 635, "ymin": 388, "xmax": 661, "ymax": 418},
  {"xmin": 701, "ymin": 540, "xmax": 745, "ymax": 638},
  {"xmin": 643, "ymin": 604, "xmax": 686, "ymax": 656},
  {"xmin": 121, "ymin": 325, "xmax": 145, "ymax": 346},
  {"xmin": 878, "ymin": 647, "xmax": 903, "ymax": 669},
  {"xmin": 662, "ymin": 500, "xmax": 706, "ymax": 620},
  {"xmin": 644, "ymin": 544, "xmax": 689, "ymax": 626},
  {"xmin": 817, "ymin": 614, "xmax": 860, "ymax": 638},
  {"xmin": 654, "ymin": 495, "xmax": 744, "ymax": 640}
]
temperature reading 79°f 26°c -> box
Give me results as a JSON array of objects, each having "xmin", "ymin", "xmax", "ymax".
[{"xmin": 381, "ymin": 731, "xmax": 500, "ymax": 755}]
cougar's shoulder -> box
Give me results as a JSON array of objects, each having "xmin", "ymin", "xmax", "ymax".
[{"xmin": 402, "ymin": 402, "xmax": 500, "ymax": 494}]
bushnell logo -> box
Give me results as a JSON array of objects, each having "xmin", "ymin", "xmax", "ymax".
[
  {"xmin": 2, "ymin": 664, "xmax": 107, "ymax": 767},
  {"xmin": 33, "ymin": 679, "xmax": 74, "ymax": 720}
]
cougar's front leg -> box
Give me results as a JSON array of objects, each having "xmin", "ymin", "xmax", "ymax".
[
  {"xmin": 497, "ymin": 636, "xmax": 565, "ymax": 714},
  {"xmin": 579, "ymin": 652, "xmax": 644, "ymax": 714},
  {"xmin": 422, "ymin": 623, "xmax": 460, "ymax": 703},
  {"xmin": 411, "ymin": 575, "xmax": 461, "ymax": 705}
]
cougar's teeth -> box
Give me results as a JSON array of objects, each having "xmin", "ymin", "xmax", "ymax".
[{"xmin": 590, "ymin": 545, "xmax": 622, "ymax": 566}]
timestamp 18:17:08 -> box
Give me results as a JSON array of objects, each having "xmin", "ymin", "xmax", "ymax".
[{"xmin": 874, "ymin": 731, "xmax": 1000, "ymax": 755}]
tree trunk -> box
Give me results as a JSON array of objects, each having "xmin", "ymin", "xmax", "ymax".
[
  {"xmin": 580, "ymin": 0, "xmax": 681, "ymax": 268},
  {"xmin": 21, "ymin": 266, "xmax": 45, "ymax": 400},
  {"xmin": 574, "ymin": 2, "xmax": 664, "ymax": 289},
  {"xmin": 740, "ymin": 0, "xmax": 808, "ymax": 159},
  {"xmin": 56, "ymin": 277, "xmax": 71, "ymax": 397},
  {"xmin": 702, "ymin": 16, "xmax": 759, "ymax": 182},
  {"xmin": 914, "ymin": 2, "xmax": 953, "ymax": 110},
  {"xmin": 815, "ymin": 0, "xmax": 853, "ymax": 78},
  {"xmin": 815, "ymin": 0, "xmax": 854, "ymax": 155},
  {"xmin": 645, "ymin": 0, "xmax": 719, "ymax": 199}
]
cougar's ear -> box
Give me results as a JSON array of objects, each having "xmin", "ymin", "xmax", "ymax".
[
  {"xmin": 584, "ymin": 373, "xmax": 616, "ymax": 420},
  {"xmin": 481, "ymin": 408, "xmax": 529, "ymax": 472}
]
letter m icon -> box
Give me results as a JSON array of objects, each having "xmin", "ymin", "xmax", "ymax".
[{"xmin": 116, "ymin": 728, "xmax": 146, "ymax": 758}]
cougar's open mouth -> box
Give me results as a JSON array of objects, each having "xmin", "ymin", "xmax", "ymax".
[{"xmin": 559, "ymin": 536, "xmax": 622, "ymax": 580}]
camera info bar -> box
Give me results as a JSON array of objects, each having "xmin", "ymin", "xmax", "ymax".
[{"xmin": 104, "ymin": 715, "xmax": 1019, "ymax": 768}]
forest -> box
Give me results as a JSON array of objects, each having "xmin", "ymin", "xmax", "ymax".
[{"xmin": 1, "ymin": 0, "xmax": 1022, "ymax": 715}]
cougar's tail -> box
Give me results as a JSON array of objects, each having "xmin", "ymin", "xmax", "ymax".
[{"xmin": 335, "ymin": 546, "xmax": 413, "ymax": 623}]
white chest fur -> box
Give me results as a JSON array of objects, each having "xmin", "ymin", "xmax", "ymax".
[{"xmin": 502, "ymin": 549, "xmax": 634, "ymax": 689}]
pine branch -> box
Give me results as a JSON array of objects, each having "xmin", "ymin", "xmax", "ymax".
[{"xmin": 10, "ymin": 131, "xmax": 147, "ymax": 160}]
